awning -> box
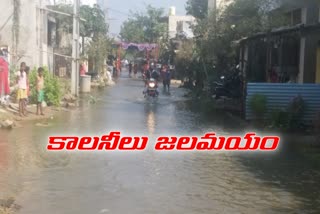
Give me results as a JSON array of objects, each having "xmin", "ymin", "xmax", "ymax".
[{"xmin": 237, "ymin": 23, "xmax": 320, "ymax": 44}]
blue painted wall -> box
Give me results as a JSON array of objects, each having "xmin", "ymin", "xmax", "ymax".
[{"xmin": 246, "ymin": 83, "xmax": 320, "ymax": 124}]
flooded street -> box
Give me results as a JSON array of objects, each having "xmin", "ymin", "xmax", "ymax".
[{"xmin": 1, "ymin": 74, "xmax": 320, "ymax": 214}]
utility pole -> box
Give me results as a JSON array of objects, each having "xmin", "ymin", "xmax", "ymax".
[
  {"xmin": 214, "ymin": 0, "xmax": 217, "ymax": 23},
  {"xmin": 208, "ymin": 0, "xmax": 217, "ymax": 22},
  {"xmin": 71, "ymin": 0, "xmax": 80, "ymax": 96}
]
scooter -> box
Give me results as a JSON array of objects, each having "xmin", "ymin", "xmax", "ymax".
[
  {"xmin": 143, "ymin": 78, "xmax": 159, "ymax": 98},
  {"xmin": 214, "ymin": 66, "xmax": 243, "ymax": 99}
]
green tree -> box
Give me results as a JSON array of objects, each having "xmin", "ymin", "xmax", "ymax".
[
  {"xmin": 119, "ymin": 5, "xmax": 168, "ymax": 60},
  {"xmin": 29, "ymin": 67, "xmax": 61, "ymax": 106},
  {"xmin": 175, "ymin": 40, "xmax": 196, "ymax": 81},
  {"xmin": 79, "ymin": 4, "xmax": 108, "ymax": 38},
  {"xmin": 50, "ymin": 3, "xmax": 111, "ymax": 72},
  {"xmin": 79, "ymin": 4, "xmax": 110, "ymax": 70},
  {"xmin": 183, "ymin": 0, "xmax": 286, "ymax": 93},
  {"xmin": 86, "ymin": 34, "xmax": 112, "ymax": 73},
  {"xmin": 186, "ymin": 0, "xmax": 208, "ymax": 19},
  {"xmin": 120, "ymin": 19, "xmax": 145, "ymax": 43},
  {"xmin": 120, "ymin": 5, "xmax": 167, "ymax": 44},
  {"xmin": 51, "ymin": 4, "xmax": 108, "ymax": 45}
]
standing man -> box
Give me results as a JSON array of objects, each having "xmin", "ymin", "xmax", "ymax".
[
  {"xmin": 36, "ymin": 67, "xmax": 45, "ymax": 115},
  {"xmin": 143, "ymin": 61, "xmax": 149, "ymax": 84},
  {"xmin": 166, "ymin": 66, "xmax": 172, "ymax": 93},
  {"xmin": 117, "ymin": 58, "xmax": 121, "ymax": 74},
  {"xmin": 24, "ymin": 66, "xmax": 30, "ymax": 109},
  {"xmin": 16, "ymin": 62, "xmax": 28, "ymax": 117},
  {"xmin": 128, "ymin": 61, "xmax": 133, "ymax": 77},
  {"xmin": 161, "ymin": 65, "xmax": 171, "ymax": 93},
  {"xmin": 133, "ymin": 63, "xmax": 138, "ymax": 78},
  {"xmin": 112, "ymin": 60, "xmax": 117, "ymax": 77},
  {"xmin": 80, "ymin": 63, "xmax": 86, "ymax": 76}
]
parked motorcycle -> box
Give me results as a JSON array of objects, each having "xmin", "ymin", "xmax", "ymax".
[
  {"xmin": 143, "ymin": 78, "xmax": 159, "ymax": 98},
  {"xmin": 213, "ymin": 66, "xmax": 243, "ymax": 99}
]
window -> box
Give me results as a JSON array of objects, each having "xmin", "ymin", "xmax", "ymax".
[
  {"xmin": 284, "ymin": 8, "xmax": 302, "ymax": 26},
  {"xmin": 47, "ymin": 20, "xmax": 56, "ymax": 47},
  {"xmin": 176, "ymin": 21, "xmax": 183, "ymax": 33},
  {"xmin": 292, "ymin": 9, "xmax": 302, "ymax": 25}
]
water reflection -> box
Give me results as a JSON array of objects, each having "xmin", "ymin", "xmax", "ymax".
[
  {"xmin": 0, "ymin": 74, "xmax": 319, "ymax": 213},
  {"xmin": 144, "ymin": 104, "xmax": 157, "ymax": 136},
  {"xmin": 147, "ymin": 111, "xmax": 155, "ymax": 135},
  {"xmin": 0, "ymin": 131, "xmax": 9, "ymax": 170},
  {"xmin": 236, "ymin": 149, "xmax": 320, "ymax": 213}
]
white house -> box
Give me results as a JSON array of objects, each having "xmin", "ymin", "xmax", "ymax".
[
  {"xmin": 168, "ymin": 7, "xmax": 195, "ymax": 39},
  {"xmin": 208, "ymin": 0, "xmax": 234, "ymax": 13},
  {"xmin": 0, "ymin": 0, "xmax": 55, "ymax": 70}
]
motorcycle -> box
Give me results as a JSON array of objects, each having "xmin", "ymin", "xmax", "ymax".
[
  {"xmin": 143, "ymin": 78, "xmax": 159, "ymax": 98},
  {"xmin": 213, "ymin": 66, "xmax": 243, "ymax": 99}
]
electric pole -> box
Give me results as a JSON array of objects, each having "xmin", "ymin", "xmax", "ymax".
[
  {"xmin": 71, "ymin": 0, "xmax": 80, "ymax": 96},
  {"xmin": 214, "ymin": 0, "xmax": 217, "ymax": 22},
  {"xmin": 208, "ymin": 0, "xmax": 217, "ymax": 22}
]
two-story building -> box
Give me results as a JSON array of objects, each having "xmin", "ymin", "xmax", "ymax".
[
  {"xmin": 168, "ymin": 7, "xmax": 196, "ymax": 40},
  {"xmin": 238, "ymin": 0, "xmax": 320, "ymax": 84},
  {"xmin": 0, "ymin": 0, "xmax": 56, "ymax": 71}
]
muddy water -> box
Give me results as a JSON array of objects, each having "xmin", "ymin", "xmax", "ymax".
[{"xmin": 0, "ymin": 74, "xmax": 320, "ymax": 214}]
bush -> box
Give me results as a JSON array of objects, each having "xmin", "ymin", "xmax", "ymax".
[
  {"xmin": 9, "ymin": 64, "xmax": 18, "ymax": 86},
  {"xmin": 29, "ymin": 67, "xmax": 61, "ymax": 106},
  {"xmin": 270, "ymin": 108, "xmax": 290, "ymax": 129},
  {"xmin": 269, "ymin": 96, "xmax": 306, "ymax": 131},
  {"xmin": 287, "ymin": 95, "xmax": 305, "ymax": 129},
  {"xmin": 249, "ymin": 94, "xmax": 267, "ymax": 120}
]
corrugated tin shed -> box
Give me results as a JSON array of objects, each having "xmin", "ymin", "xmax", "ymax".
[{"xmin": 246, "ymin": 83, "xmax": 320, "ymax": 124}]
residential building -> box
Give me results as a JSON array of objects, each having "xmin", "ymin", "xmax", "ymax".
[
  {"xmin": 168, "ymin": 7, "xmax": 196, "ymax": 39},
  {"xmin": 238, "ymin": 0, "xmax": 320, "ymax": 84},
  {"xmin": 208, "ymin": 0, "xmax": 233, "ymax": 13},
  {"xmin": 0, "ymin": 0, "xmax": 55, "ymax": 71}
]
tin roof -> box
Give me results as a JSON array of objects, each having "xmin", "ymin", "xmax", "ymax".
[{"xmin": 237, "ymin": 23, "xmax": 320, "ymax": 44}]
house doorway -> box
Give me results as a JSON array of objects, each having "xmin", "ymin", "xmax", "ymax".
[{"xmin": 316, "ymin": 41, "xmax": 320, "ymax": 83}]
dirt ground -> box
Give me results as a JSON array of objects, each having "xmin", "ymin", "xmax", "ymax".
[{"xmin": 0, "ymin": 103, "xmax": 70, "ymax": 129}]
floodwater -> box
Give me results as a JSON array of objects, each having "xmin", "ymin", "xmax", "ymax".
[{"xmin": 0, "ymin": 72, "xmax": 320, "ymax": 214}]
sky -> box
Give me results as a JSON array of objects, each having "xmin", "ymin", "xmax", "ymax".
[{"xmin": 85, "ymin": 0, "xmax": 189, "ymax": 36}]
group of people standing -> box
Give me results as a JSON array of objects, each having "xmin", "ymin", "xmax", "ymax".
[
  {"xmin": 125, "ymin": 59, "xmax": 173, "ymax": 97},
  {"xmin": 128, "ymin": 61, "xmax": 171, "ymax": 89},
  {"xmin": 16, "ymin": 62, "xmax": 45, "ymax": 117},
  {"xmin": 0, "ymin": 51, "xmax": 45, "ymax": 116},
  {"xmin": 146, "ymin": 63, "xmax": 171, "ymax": 92}
]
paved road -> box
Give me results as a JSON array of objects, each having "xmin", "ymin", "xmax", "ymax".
[{"xmin": 0, "ymin": 73, "xmax": 320, "ymax": 214}]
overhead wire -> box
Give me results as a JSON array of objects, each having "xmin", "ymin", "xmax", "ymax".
[
  {"xmin": 107, "ymin": 8, "xmax": 131, "ymax": 16},
  {"xmin": 0, "ymin": 13, "xmax": 13, "ymax": 32}
]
